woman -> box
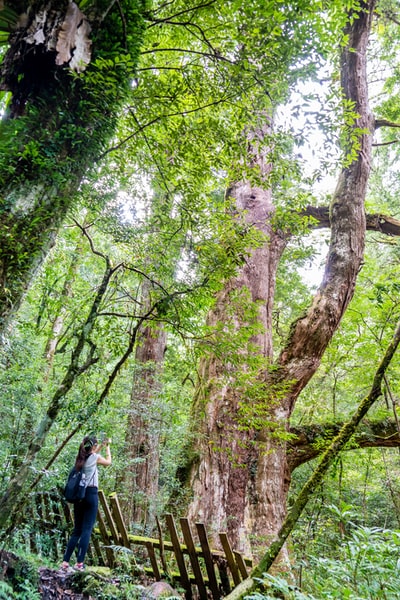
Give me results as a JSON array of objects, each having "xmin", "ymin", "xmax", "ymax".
[{"xmin": 61, "ymin": 435, "xmax": 111, "ymax": 571}]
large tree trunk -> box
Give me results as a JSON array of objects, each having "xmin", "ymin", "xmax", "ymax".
[
  {"xmin": 186, "ymin": 118, "xmax": 289, "ymax": 557},
  {"xmin": 186, "ymin": 0, "xmax": 375, "ymax": 562},
  {"xmin": 0, "ymin": 0, "xmax": 145, "ymax": 334}
]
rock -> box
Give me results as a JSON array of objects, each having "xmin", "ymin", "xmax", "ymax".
[{"xmin": 145, "ymin": 580, "xmax": 180, "ymax": 598}]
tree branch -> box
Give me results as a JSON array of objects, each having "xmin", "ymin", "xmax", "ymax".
[
  {"xmin": 99, "ymin": 91, "xmax": 241, "ymax": 159},
  {"xmin": 140, "ymin": 46, "xmax": 235, "ymax": 65},
  {"xmin": 148, "ymin": 0, "xmax": 218, "ymax": 23},
  {"xmin": 375, "ymin": 118, "xmax": 400, "ymax": 129},
  {"xmin": 303, "ymin": 205, "xmax": 400, "ymax": 236},
  {"xmin": 372, "ymin": 139, "xmax": 399, "ymax": 147},
  {"xmin": 287, "ymin": 418, "xmax": 400, "ymax": 471}
]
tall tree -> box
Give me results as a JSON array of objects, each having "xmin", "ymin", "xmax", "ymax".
[
  {"xmin": 0, "ymin": 0, "xmax": 146, "ymax": 333},
  {"xmin": 124, "ymin": 278, "xmax": 167, "ymax": 529},
  {"xmin": 184, "ymin": 0, "xmax": 377, "ymax": 560}
]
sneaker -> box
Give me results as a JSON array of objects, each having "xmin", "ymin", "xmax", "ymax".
[
  {"xmin": 73, "ymin": 563, "xmax": 85, "ymax": 571},
  {"xmin": 60, "ymin": 561, "xmax": 70, "ymax": 571}
]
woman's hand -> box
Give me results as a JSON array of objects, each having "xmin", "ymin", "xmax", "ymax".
[{"xmin": 97, "ymin": 439, "xmax": 112, "ymax": 466}]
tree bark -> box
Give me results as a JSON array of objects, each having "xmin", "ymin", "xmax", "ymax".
[
  {"xmin": 186, "ymin": 117, "xmax": 289, "ymax": 557},
  {"xmin": 0, "ymin": 0, "xmax": 145, "ymax": 335},
  {"xmin": 123, "ymin": 280, "xmax": 167, "ymax": 530}
]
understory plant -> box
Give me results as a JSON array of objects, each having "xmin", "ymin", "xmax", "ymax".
[{"xmin": 300, "ymin": 525, "xmax": 400, "ymax": 599}]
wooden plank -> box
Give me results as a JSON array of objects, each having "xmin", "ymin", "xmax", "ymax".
[
  {"xmin": 233, "ymin": 550, "xmax": 249, "ymax": 580},
  {"xmin": 219, "ymin": 533, "xmax": 241, "ymax": 585},
  {"xmin": 156, "ymin": 515, "xmax": 170, "ymax": 579},
  {"xmin": 98, "ymin": 490, "xmax": 120, "ymax": 544},
  {"xmin": 145, "ymin": 541, "xmax": 161, "ymax": 580},
  {"xmin": 92, "ymin": 536, "xmax": 104, "ymax": 564},
  {"xmin": 60, "ymin": 499, "xmax": 73, "ymax": 524},
  {"xmin": 165, "ymin": 513, "xmax": 192, "ymax": 599},
  {"xmin": 109, "ymin": 494, "xmax": 130, "ymax": 548},
  {"xmin": 96, "ymin": 510, "xmax": 115, "ymax": 567},
  {"xmin": 195, "ymin": 522, "xmax": 220, "ymax": 600},
  {"xmin": 180, "ymin": 518, "xmax": 208, "ymax": 600}
]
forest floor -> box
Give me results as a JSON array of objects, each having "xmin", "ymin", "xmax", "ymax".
[
  {"xmin": 38, "ymin": 567, "xmax": 179, "ymax": 599},
  {"xmin": 0, "ymin": 550, "xmax": 179, "ymax": 600},
  {"xmin": 39, "ymin": 567, "xmax": 88, "ymax": 599}
]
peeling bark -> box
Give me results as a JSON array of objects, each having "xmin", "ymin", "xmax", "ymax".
[
  {"xmin": 55, "ymin": 2, "xmax": 92, "ymax": 73},
  {"xmin": 0, "ymin": 0, "xmax": 145, "ymax": 334}
]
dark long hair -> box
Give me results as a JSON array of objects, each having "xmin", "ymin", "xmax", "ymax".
[{"xmin": 75, "ymin": 435, "xmax": 97, "ymax": 471}]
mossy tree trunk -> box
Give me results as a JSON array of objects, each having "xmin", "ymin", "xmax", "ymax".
[
  {"xmin": 185, "ymin": 0, "xmax": 375, "ymax": 562},
  {"xmin": 186, "ymin": 118, "xmax": 290, "ymax": 559},
  {"xmin": 0, "ymin": 0, "xmax": 145, "ymax": 334}
]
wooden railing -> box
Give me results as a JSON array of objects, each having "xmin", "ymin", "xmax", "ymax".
[
  {"xmin": 96, "ymin": 491, "xmax": 252, "ymax": 599},
  {"xmin": 24, "ymin": 490, "xmax": 252, "ymax": 599}
]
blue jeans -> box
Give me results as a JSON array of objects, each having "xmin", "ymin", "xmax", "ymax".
[{"xmin": 63, "ymin": 487, "xmax": 98, "ymax": 564}]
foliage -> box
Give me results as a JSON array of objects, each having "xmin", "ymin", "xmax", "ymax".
[
  {"xmin": 301, "ymin": 525, "xmax": 400, "ymax": 599},
  {"xmin": 2, "ymin": 2, "xmax": 400, "ymax": 595},
  {"xmin": 244, "ymin": 526, "xmax": 400, "ymax": 599},
  {"xmin": 0, "ymin": 550, "xmax": 40, "ymax": 599}
]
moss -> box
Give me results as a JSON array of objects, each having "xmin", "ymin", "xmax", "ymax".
[{"xmin": 0, "ymin": 0, "xmax": 147, "ymax": 327}]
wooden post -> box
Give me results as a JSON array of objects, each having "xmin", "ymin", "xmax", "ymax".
[
  {"xmin": 145, "ymin": 541, "xmax": 162, "ymax": 580},
  {"xmin": 195, "ymin": 522, "xmax": 220, "ymax": 600},
  {"xmin": 98, "ymin": 490, "xmax": 120, "ymax": 544},
  {"xmin": 92, "ymin": 535, "xmax": 105, "ymax": 565},
  {"xmin": 156, "ymin": 515, "xmax": 170, "ymax": 578},
  {"xmin": 233, "ymin": 550, "xmax": 249, "ymax": 580},
  {"xmin": 109, "ymin": 494, "xmax": 130, "ymax": 548},
  {"xmin": 165, "ymin": 513, "xmax": 192, "ymax": 599},
  {"xmin": 219, "ymin": 533, "xmax": 241, "ymax": 586},
  {"xmin": 180, "ymin": 518, "xmax": 208, "ymax": 600},
  {"xmin": 96, "ymin": 509, "xmax": 115, "ymax": 567}
]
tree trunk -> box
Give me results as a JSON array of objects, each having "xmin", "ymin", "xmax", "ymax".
[
  {"xmin": 124, "ymin": 281, "xmax": 167, "ymax": 531},
  {"xmin": 186, "ymin": 0, "xmax": 375, "ymax": 562},
  {"xmin": 0, "ymin": 0, "xmax": 145, "ymax": 334},
  {"xmin": 186, "ymin": 118, "xmax": 289, "ymax": 557}
]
